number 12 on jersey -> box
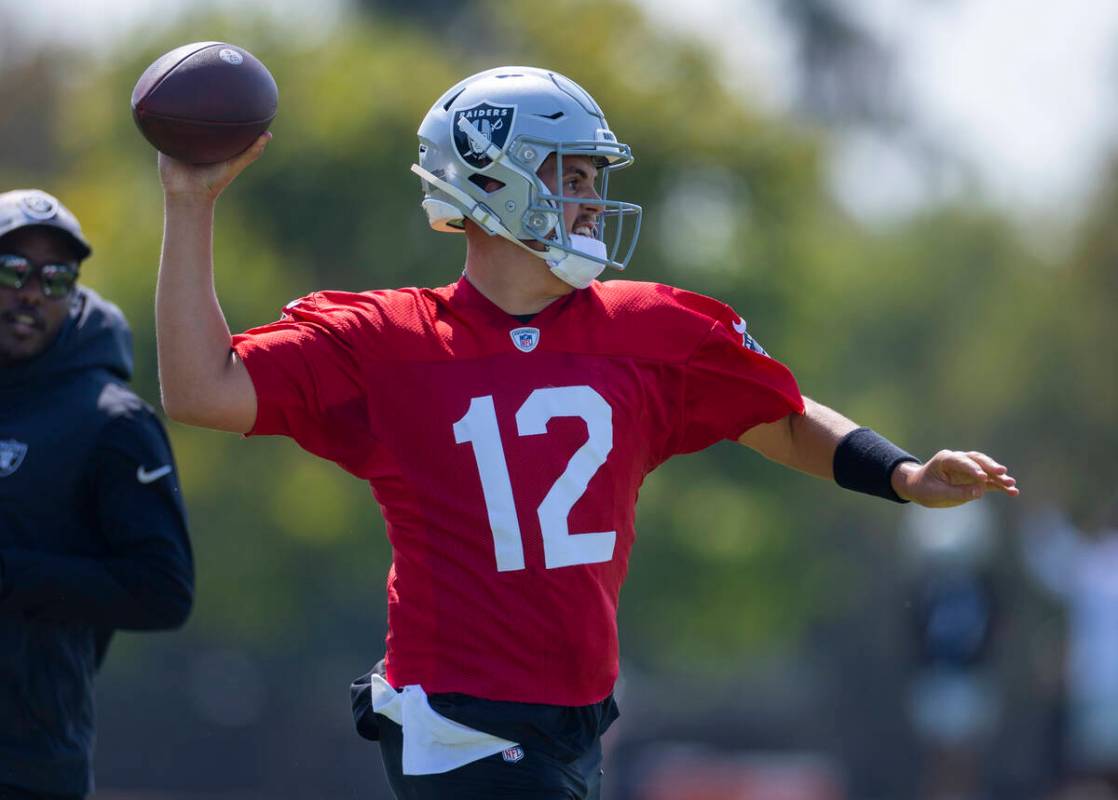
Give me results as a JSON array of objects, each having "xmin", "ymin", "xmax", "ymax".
[{"xmin": 453, "ymin": 385, "xmax": 616, "ymax": 572}]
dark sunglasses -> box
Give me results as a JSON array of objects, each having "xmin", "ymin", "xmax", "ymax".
[{"xmin": 0, "ymin": 254, "xmax": 80, "ymax": 298}]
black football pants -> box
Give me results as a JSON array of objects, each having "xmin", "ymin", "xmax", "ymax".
[
  {"xmin": 0, "ymin": 786, "xmax": 81, "ymax": 800},
  {"xmin": 377, "ymin": 717, "xmax": 604, "ymax": 800}
]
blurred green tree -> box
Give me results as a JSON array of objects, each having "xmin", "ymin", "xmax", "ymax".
[{"xmin": 0, "ymin": 0, "xmax": 1095, "ymax": 680}]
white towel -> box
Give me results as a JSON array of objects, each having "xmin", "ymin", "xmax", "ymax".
[{"xmin": 368, "ymin": 675, "xmax": 519, "ymax": 775}]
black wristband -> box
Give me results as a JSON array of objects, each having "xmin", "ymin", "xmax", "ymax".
[{"xmin": 833, "ymin": 427, "xmax": 920, "ymax": 503}]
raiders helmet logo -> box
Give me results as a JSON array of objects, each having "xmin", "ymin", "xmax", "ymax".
[
  {"xmin": 453, "ymin": 102, "xmax": 516, "ymax": 170},
  {"xmin": 0, "ymin": 439, "xmax": 28, "ymax": 477}
]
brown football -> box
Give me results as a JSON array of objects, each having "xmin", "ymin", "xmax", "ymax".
[{"xmin": 131, "ymin": 42, "xmax": 278, "ymax": 164}]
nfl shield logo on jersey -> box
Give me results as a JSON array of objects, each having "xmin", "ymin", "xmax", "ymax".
[
  {"xmin": 509, "ymin": 326, "xmax": 540, "ymax": 353},
  {"xmin": 501, "ymin": 745, "xmax": 525, "ymax": 764},
  {"xmin": 0, "ymin": 440, "xmax": 28, "ymax": 477}
]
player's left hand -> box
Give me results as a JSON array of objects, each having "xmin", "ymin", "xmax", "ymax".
[{"xmin": 892, "ymin": 450, "xmax": 1019, "ymax": 508}]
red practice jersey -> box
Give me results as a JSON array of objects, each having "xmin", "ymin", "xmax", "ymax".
[{"xmin": 232, "ymin": 277, "xmax": 803, "ymax": 706}]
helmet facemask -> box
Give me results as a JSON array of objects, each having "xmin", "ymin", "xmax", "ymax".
[{"xmin": 520, "ymin": 139, "xmax": 642, "ymax": 286}]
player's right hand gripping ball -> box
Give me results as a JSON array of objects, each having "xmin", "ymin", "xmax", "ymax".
[{"xmin": 131, "ymin": 42, "xmax": 278, "ymax": 164}]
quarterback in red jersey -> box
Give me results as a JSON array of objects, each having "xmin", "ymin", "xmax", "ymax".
[{"xmin": 155, "ymin": 67, "xmax": 1018, "ymax": 799}]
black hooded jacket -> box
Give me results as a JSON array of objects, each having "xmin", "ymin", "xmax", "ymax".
[{"xmin": 0, "ymin": 287, "xmax": 193, "ymax": 796}]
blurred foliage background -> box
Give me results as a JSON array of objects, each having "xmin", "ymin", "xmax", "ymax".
[{"xmin": 0, "ymin": 0, "xmax": 1114, "ymax": 797}]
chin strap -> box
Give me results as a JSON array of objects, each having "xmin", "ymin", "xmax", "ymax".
[
  {"xmin": 410, "ymin": 163, "xmax": 504, "ymax": 236},
  {"xmin": 413, "ymin": 116, "xmax": 609, "ymax": 289},
  {"xmin": 410, "ymin": 162, "xmax": 552, "ymax": 261},
  {"xmin": 411, "ymin": 162, "xmax": 608, "ymax": 289}
]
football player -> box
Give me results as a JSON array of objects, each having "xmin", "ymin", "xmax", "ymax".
[{"xmin": 154, "ymin": 67, "xmax": 1017, "ymax": 799}]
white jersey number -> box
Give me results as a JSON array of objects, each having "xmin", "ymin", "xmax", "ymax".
[{"xmin": 453, "ymin": 386, "xmax": 616, "ymax": 572}]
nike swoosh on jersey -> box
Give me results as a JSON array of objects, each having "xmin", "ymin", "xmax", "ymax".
[
  {"xmin": 136, "ymin": 464, "xmax": 172, "ymax": 484},
  {"xmin": 731, "ymin": 317, "xmax": 768, "ymax": 355}
]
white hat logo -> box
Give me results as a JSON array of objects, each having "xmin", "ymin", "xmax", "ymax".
[{"xmin": 19, "ymin": 193, "xmax": 57, "ymax": 221}]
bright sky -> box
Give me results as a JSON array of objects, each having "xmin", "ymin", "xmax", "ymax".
[
  {"xmin": 8, "ymin": 0, "xmax": 1118, "ymax": 221},
  {"xmin": 640, "ymin": 0, "xmax": 1118, "ymax": 221}
]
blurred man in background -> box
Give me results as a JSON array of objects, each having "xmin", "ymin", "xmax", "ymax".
[
  {"xmin": 0, "ymin": 189, "xmax": 193, "ymax": 800},
  {"xmin": 1023, "ymin": 500, "xmax": 1118, "ymax": 799},
  {"xmin": 903, "ymin": 503, "xmax": 1001, "ymax": 800},
  {"xmin": 153, "ymin": 67, "xmax": 1017, "ymax": 799}
]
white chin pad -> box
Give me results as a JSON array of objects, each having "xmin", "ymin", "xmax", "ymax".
[
  {"xmin": 568, "ymin": 234, "xmax": 608, "ymax": 262},
  {"xmin": 546, "ymin": 234, "xmax": 609, "ymax": 289}
]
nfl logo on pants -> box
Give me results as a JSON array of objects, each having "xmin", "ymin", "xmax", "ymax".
[{"xmin": 501, "ymin": 745, "xmax": 525, "ymax": 764}]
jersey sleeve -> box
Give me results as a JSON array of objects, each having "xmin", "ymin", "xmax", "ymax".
[
  {"xmin": 665, "ymin": 305, "xmax": 804, "ymax": 457},
  {"xmin": 231, "ymin": 292, "xmax": 375, "ymax": 466}
]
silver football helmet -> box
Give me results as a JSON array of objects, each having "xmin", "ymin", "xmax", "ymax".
[{"xmin": 412, "ymin": 66, "xmax": 642, "ymax": 288}]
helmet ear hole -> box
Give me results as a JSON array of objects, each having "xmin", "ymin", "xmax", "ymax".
[{"xmin": 467, "ymin": 174, "xmax": 506, "ymax": 194}]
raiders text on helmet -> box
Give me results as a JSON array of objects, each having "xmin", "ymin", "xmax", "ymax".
[{"xmin": 412, "ymin": 67, "xmax": 642, "ymax": 288}]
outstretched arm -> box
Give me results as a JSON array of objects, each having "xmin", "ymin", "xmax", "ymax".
[
  {"xmin": 156, "ymin": 134, "xmax": 270, "ymax": 433},
  {"xmin": 738, "ymin": 396, "xmax": 1018, "ymax": 508}
]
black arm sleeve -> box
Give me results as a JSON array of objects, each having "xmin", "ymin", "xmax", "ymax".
[
  {"xmin": 0, "ymin": 412, "xmax": 194, "ymax": 630},
  {"xmin": 832, "ymin": 426, "xmax": 919, "ymax": 503}
]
